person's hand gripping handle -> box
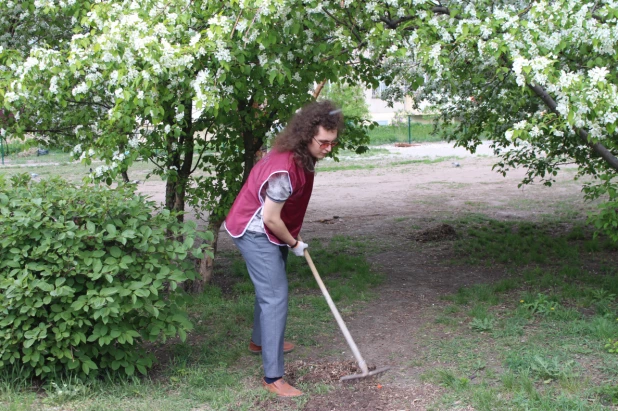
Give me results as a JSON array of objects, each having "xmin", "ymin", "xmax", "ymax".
[{"xmin": 290, "ymin": 237, "xmax": 309, "ymax": 257}]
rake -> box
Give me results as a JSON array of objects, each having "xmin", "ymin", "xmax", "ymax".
[{"xmin": 299, "ymin": 236, "xmax": 390, "ymax": 381}]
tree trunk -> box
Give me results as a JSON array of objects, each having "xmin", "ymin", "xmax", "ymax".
[
  {"xmin": 165, "ymin": 178, "xmax": 186, "ymax": 221},
  {"xmin": 313, "ymin": 80, "xmax": 327, "ymax": 99},
  {"xmin": 165, "ymin": 100, "xmax": 194, "ymax": 222},
  {"xmin": 242, "ymin": 128, "xmax": 259, "ymax": 183},
  {"xmin": 189, "ymin": 215, "xmax": 224, "ymax": 293}
]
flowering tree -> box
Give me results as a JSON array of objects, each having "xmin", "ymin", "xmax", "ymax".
[
  {"xmin": 4, "ymin": 0, "xmax": 618, "ymax": 260},
  {"xmin": 1, "ymin": 0, "xmax": 384, "ymax": 289},
  {"xmin": 333, "ymin": 0, "xmax": 618, "ymax": 240}
]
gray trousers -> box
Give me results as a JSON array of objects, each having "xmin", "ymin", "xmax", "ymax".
[{"xmin": 232, "ymin": 231, "xmax": 289, "ymax": 378}]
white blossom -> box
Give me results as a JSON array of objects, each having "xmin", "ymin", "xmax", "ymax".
[
  {"xmin": 589, "ymin": 67, "xmax": 609, "ymax": 84},
  {"xmin": 602, "ymin": 111, "xmax": 618, "ymax": 125},
  {"xmin": 71, "ymin": 81, "xmax": 89, "ymax": 96},
  {"xmin": 128, "ymin": 137, "xmax": 139, "ymax": 149},
  {"xmin": 4, "ymin": 92, "xmax": 18, "ymax": 103},
  {"xmin": 513, "ymin": 120, "xmax": 527, "ymax": 130},
  {"xmin": 529, "ymin": 126, "xmax": 541, "ymax": 137},
  {"xmin": 190, "ymin": 33, "xmax": 201, "ymax": 46},
  {"xmin": 94, "ymin": 165, "xmax": 109, "ymax": 177},
  {"xmin": 112, "ymin": 151, "xmax": 126, "ymax": 161},
  {"xmin": 214, "ymin": 47, "xmax": 232, "ymax": 62}
]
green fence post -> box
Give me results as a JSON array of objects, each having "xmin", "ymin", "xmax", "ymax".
[
  {"xmin": 0, "ymin": 137, "xmax": 4, "ymax": 165},
  {"xmin": 408, "ymin": 114, "xmax": 411, "ymax": 144}
]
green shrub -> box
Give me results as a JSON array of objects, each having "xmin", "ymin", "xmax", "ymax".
[{"xmin": 0, "ymin": 175, "xmax": 211, "ymax": 379}]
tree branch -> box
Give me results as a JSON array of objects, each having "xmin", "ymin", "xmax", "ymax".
[
  {"xmin": 431, "ymin": 6, "xmax": 455, "ymax": 17},
  {"xmin": 528, "ymin": 83, "xmax": 618, "ymax": 172},
  {"xmin": 190, "ymin": 120, "xmax": 215, "ymax": 174},
  {"xmin": 66, "ymin": 99, "xmax": 111, "ymax": 110},
  {"xmin": 24, "ymin": 127, "xmax": 73, "ymax": 134},
  {"xmin": 379, "ymin": 15, "xmax": 416, "ymax": 29}
]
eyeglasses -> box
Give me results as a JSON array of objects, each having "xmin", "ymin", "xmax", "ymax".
[{"xmin": 313, "ymin": 137, "xmax": 339, "ymax": 149}]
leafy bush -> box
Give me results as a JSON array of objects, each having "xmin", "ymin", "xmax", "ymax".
[{"xmin": 0, "ymin": 175, "xmax": 211, "ymax": 379}]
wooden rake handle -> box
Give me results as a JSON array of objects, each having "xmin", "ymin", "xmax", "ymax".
[{"xmin": 297, "ymin": 236, "xmax": 369, "ymax": 375}]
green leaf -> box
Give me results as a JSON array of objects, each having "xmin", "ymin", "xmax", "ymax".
[
  {"xmin": 121, "ymin": 255, "xmax": 133, "ymax": 264},
  {"xmin": 122, "ymin": 229, "xmax": 135, "ymax": 238},
  {"xmin": 106, "ymin": 224, "xmax": 117, "ymax": 235},
  {"xmin": 92, "ymin": 250, "xmax": 105, "ymax": 258},
  {"xmin": 35, "ymin": 281, "xmax": 54, "ymax": 292},
  {"xmin": 100, "ymin": 287, "xmax": 118, "ymax": 297},
  {"xmin": 67, "ymin": 359, "xmax": 80, "ymax": 370},
  {"xmin": 71, "ymin": 299, "xmax": 86, "ymax": 311},
  {"xmin": 92, "ymin": 259, "xmax": 102, "ymax": 274}
]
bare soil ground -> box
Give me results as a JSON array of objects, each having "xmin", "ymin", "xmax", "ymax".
[{"xmin": 140, "ymin": 150, "xmax": 595, "ymax": 411}]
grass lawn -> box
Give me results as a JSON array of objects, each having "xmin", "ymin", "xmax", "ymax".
[
  {"xmin": 367, "ymin": 123, "xmax": 445, "ymax": 145},
  {"xmin": 420, "ymin": 217, "xmax": 618, "ymax": 410}
]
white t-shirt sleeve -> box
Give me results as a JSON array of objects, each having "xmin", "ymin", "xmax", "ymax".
[
  {"xmin": 246, "ymin": 172, "xmax": 292, "ymax": 233},
  {"xmin": 264, "ymin": 172, "xmax": 292, "ymax": 203}
]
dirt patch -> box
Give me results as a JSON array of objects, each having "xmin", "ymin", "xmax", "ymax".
[
  {"xmin": 256, "ymin": 359, "xmax": 443, "ymax": 411},
  {"xmin": 301, "ymin": 383, "xmax": 441, "ymax": 411},
  {"xmin": 286, "ymin": 360, "xmax": 360, "ymax": 384},
  {"xmin": 413, "ymin": 223, "xmax": 457, "ymax": 242},
  {"xmin": 393, "ymin": 143, "xmax": 421, "ymax": 147}
]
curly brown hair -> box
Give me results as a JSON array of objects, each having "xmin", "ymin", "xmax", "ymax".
[{"xmin": 273, "ymin": 100, "xmax": 344, "ymax": 171}]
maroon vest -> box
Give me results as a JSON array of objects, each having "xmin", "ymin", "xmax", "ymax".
[{"xmin": 224, "ymin": 150, "xmax": 314, "ymax": 245}]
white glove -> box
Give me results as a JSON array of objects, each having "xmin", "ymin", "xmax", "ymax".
[{"xmin": 290, "ymin": 241, "xmax": 308, "ymax": 257}]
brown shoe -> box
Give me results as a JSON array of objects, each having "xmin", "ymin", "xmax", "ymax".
[
  {"xmin": 262, "ymin": 379, "xmax": 303, "ymax": 397},
  {"xmin": 248, "ymin": 340, "xmax": 295, "ymax": 354}
]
